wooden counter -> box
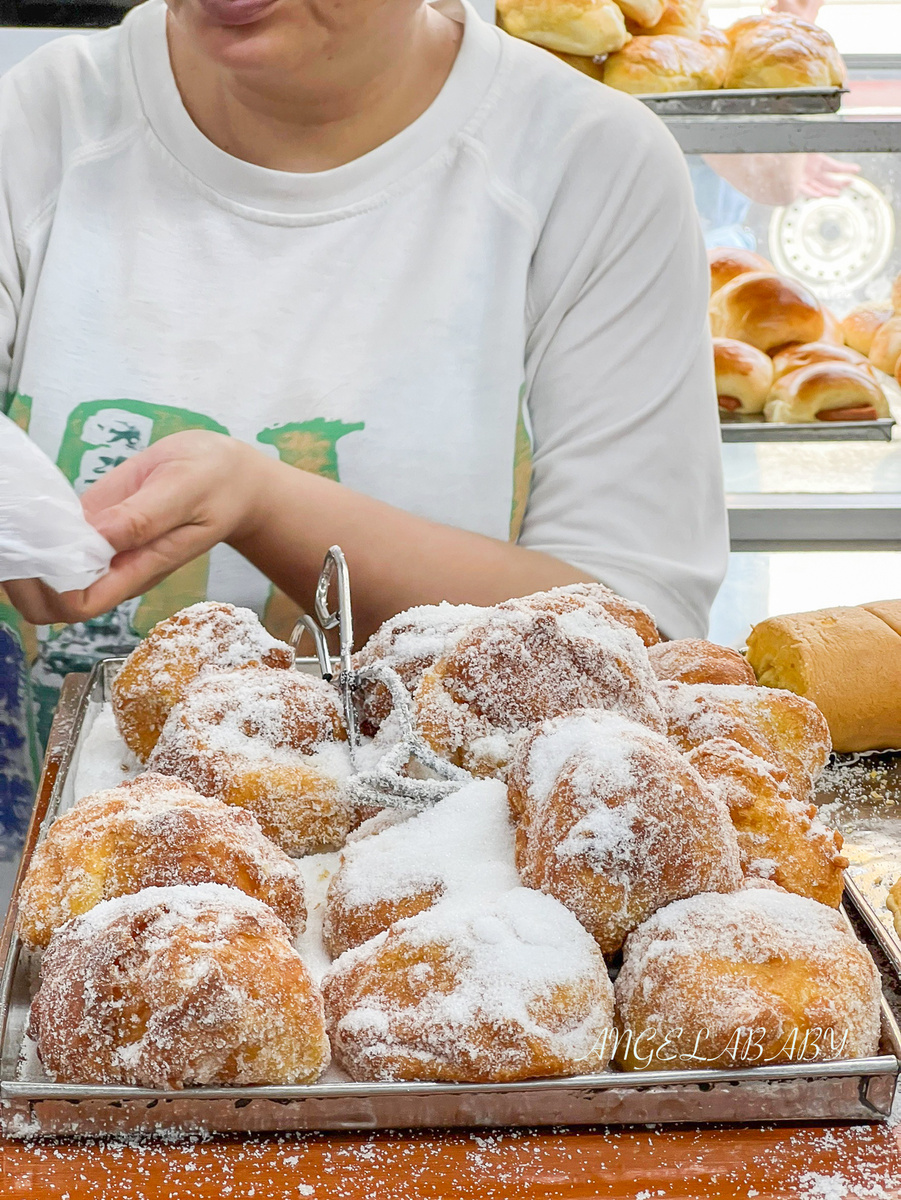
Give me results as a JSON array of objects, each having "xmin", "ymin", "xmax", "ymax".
[{"xmin": 2, "ymin": 1120, "xmax": 901, "ymax": 1199}]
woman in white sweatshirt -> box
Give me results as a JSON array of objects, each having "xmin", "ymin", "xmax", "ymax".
[{"xmin": 0, "ymin": 0, "xmax": 726, "ymax": 844}]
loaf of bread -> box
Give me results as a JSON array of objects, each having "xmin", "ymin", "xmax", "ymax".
[
  {"xmin": 603, "ymin": 31, "xmax": 729, "ymax": 93},
  {"xmin": 771, "ymin": 341, "xmax": 876, "ymax": 382},
  {"xmin": 628, "ymin": 0, "xmax": 704, "ymax": 39},
  {"xmin": 708, "ymin": 247, "xmax": 773, "ymax": 297},
  {"xmin": 496, "ymin": 0, "xmax": 630, "ymax": 55},
  {"xmin": 747, "ymin": 601, "xmax": 901, "ymax": 752},
  {"xmin": 709, "ymin": 271, "xmax": 824, "ymax": 353},
  {"xmin": 714, "ymin": 338, "xmax": 774, "ymax": 415},
  {"xmin": 868, "ymin": 315, "xmax": 901, "ymax": 376},
  {"xmin": 764, "ymin": 362, "xmax": 889, "ymax": 424},
  {"xmin": 725, "ymin": 14, "xmax": 844, "ymax": 89},
  {"xmin": 840, "ymin": 303, "xmax": 892, "ymax": 357}
]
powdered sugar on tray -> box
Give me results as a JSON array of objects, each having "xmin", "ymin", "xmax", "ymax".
[{"xmin": 72, "ymin": 707, "xmax": 141, "ymax": 802}]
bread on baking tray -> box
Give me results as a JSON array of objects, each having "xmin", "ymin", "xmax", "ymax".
[
  {"xmin": 868, "ymin": 315, "xmax": 901, "ymax": 376},
  {"xmin": 627, "ymin": 0, "xmax": 704, "ymax": 39},
  {"xmin": 709, "ymin": 271, "xmax": 824, "ymax": 353},
  {"xmin": 764, "ymin": 362, "xmax": 889, "ymax": 424},
  {"xmin": 603, "ymin": 29, "xmax": 729, "ymax": 93},
  {"xmin": 713, "ymin": 337, "xmax": 774, "ymax": 415},
  {"xmin": 724, "ymin": 13, "xmax": 845, "ymax": 90},
  {"xmin": 771, "ymin": 341, "xmax": 877, "ymax": 382},
  {"xmin": 747, "ymin": 600, "xmax": 901, "ymax": 752},
  {"xmin": 840, "ymin": 303, "xmax": 892, "ymax": 357},
  {"xmin": 496, "ymin": 0, "xmax": 630, "ymax": 56},
  {"xmin": 615, "ymin": 0, "xmax": 666, "ymax": 30},
  {"xmin": 708, "ymin": 247, "xmax": 773, "ymax": 297}
]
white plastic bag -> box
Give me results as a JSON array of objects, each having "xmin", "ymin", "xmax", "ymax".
[{"xmin": 0, "ymin": 413, "xmax": 114, "ymax": 592}]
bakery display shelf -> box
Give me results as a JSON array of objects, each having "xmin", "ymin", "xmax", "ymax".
[
  {"xmin": 720, "ymin": 416, "xmax": 895, "ymax": 443},
  {"xmin": 1, "ymin": 663, "xmax": 899, "ymax": 1139},
  {"xmin": 640, "ymin": 87, "xmax": 845, "ymax": 118}
]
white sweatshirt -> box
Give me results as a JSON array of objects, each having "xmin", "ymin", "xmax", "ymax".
[{"xmin": 0, "ymin": 0, "xmax": 726, "ymax": 685}]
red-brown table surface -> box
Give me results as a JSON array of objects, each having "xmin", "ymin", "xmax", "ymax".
[
  {"xmin": 3, "ymin": 679, "xmax": 901, "ymax": 1199},
  {"xmin": 1, "ymin": 1120, "xmax": 901, "ymax": 1199}
]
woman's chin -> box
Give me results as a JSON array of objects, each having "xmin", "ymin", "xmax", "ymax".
[{"xmin": 168, "ymin": 0, "xmax": 300, "ymax": 70}]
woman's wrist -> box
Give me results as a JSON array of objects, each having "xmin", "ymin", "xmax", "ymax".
[{"xmin": 226, "ymin": 440, "xmax": 279, "ymax": 549}]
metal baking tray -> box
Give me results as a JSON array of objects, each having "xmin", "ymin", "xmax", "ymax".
[
  {"xmin": 640, "ymin": 87, "xmax": 846, "ymax": 116},
  {"xmin": 1, "ymin": 663, "xmax": 900, "ymax": 1138},
  {"xmin": 720, "ymin": 416, "xmax": 896, "ymax": 443}
]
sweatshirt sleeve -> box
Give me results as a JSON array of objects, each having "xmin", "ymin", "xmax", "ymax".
[{"xmin": 518, "ymin": 94, "xmax": 728, "ymax": 639}]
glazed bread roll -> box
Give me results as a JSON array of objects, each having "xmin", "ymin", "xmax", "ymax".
[
  {"xmin": 764, "ymin": 363, "xmax": 889, "ymax": 424},
  {"xmin": 628, "ymin": 0, "xmax": 704, "ymax": 39},
  {"xmin": 747, "ymin": 600, "xmax": 901, "ymax": 752},
  {"xmin": 771, "ymin": 341, "xmax": 877, "ymax": 382},
  {"xmin": 821, "ymin": 307, "xmax": 844, "ymax": 346},
  {"xmin": 868, "ymin": 315, "xmax": 901, "ymax": 376},
  {"xmin": 892, "ymin": 272, "xmax": 901, "ymax": 314},
  {"xmin": 603, "ymin": 31, "xmax": 729, "ymax": 94},
  {"xmin": 496, "ymin": 0, "xmax": 630, "ymax": 55},
  {"xmin": 708, "ymin": 247, "xmax": 773, "ymax": 297},
  {"xmin": 713, "ymin": 337, "xmax": 774, "ymax": 415},
  {"xmin": 709, "ymin": 272, "xmax": 824, "ymax": 353},
  {"xmin": 725, "ymin": 14, "xmax": 845, "ymax": 89},
  {"xmin": 616, "ymin": 0, "xmax": 666, "ymax": 30},
  {"xmin": 840, "ymin": 303, "xmax": 891, "ymax": 356}
]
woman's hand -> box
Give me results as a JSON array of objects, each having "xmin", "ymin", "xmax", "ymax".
[{"xmin": 4, "ymin": 431, "xmax": 267, "ymax": 625}]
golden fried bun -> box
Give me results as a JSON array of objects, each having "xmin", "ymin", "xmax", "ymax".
[
  {"xmin": 661, "ymin": 681, "xmax": 831, "ymax": 796},
  {"xmin": 508, "ymin": 711, "xmax": 742, "ymax": 955},
  {"xmin": 16, "ymin": 774, "xmax": 306, "ymax": 949},
  {"xmin": 415, "ymin": 600, "xmax": 664, "ymax": 780},
  {"xmin": 603, "ymin": 32, "xmax": 729, "ymax": 94},
  {"xmin": 353, "ymin": 602, "xmax": 485, "ymax": 734},
  {"xmin": 724, "ymin": 14, "xmax": 845, "ymax": 90},
  {"xmin": 709, "ymin": 272, "xmax": 824, "ymax": 354},
  {"xmin": 322, "ymin": 888, "xmax": 615, "ymax": 1083},
  {"xmin": 112, "ymin": 602, "xmax": 293, "ymax": 762},
  {"xmin": 510, "ymin": 581, "xmax": 661, "ymax": 647},
  {"xmin": 764, "ymin": 363, "xmax": 889, "ymax": 425},
  {"xmin": 886, "ymin": 878, "xmax": 901, "ymax": 936},
  {"xmin": 496, "ymin": 0, "xmax": 630, "ymax": 56},
  {"xmin": 649, "ymin": 639, "xmax": 757, "ymax": 687},
  {"xmin": 323, "ymin": 779, "xmax": 518, "ymax": 959},
  {"xmin": 708, "ymin": 247, "xmax": 773, "ymax": 297},
  {"xmin": 614, "ymin": 887, "xmax": 881, "ymax": 1070},
  {"xmin": 687, "ymin": 739, "xmax": 847, "ymax": 907},
  {"xmin": 30, "ymin": 884, "xmax": 330, "ymax": 1088},
  {"xmin": 713, "ymin": 338, "xmax": 774, "ymax": 415},
  {"xmin": 148, "ymin": 666, "xmax": 355, "ymax": 856},
  {"xmin": 840, "ymin": 303, "xmax": 892, "ymax": 357}
]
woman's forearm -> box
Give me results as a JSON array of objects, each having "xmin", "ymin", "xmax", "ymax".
[{"xmin": 230, "ymin": 449, "xmax": 590, "ymax": 640}]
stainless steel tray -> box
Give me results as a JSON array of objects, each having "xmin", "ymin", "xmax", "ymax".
[
  {"xmin": 720, "ymin": 416, "xmax": 896, "ymax": 443},
  {"xmin": 641, "ymin": 87, "xmax": 845, "ymax": 116},
  {"xmin": 2, "ymin": 662, "xmax": 900, "ymax": 1139}
]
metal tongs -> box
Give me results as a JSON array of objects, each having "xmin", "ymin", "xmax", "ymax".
[{"xmin": 290, "ymin": 546, "xmax": 469, "ymax": 811}]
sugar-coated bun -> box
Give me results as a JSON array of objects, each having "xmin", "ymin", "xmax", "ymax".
[
  {"xmin": 868, "ymin": 315, "xmax": 901, "ymax": 375},
  {"xmin": 112, "ymin": 602, "xmax": 293, "ymax": 762},
  {"xmin": 661, "ymin": 681, "xmax": 831, "ymax": 798},
  {"xmin": 603, "ymin": 31, "xmax": 729, "ymax": 93},
  {"xmin": 887, "ymin": 877, "xmax": 901, "ymax": 937},
  {"xmin": 708, "ymin": 247, "xmax": 773, "ymax": 296},
  {"xmin": 821, "ymin": 307, "xmax": 845, "ymax": 346},
  {"xmin": 415, "ymin": 592, "xmax": 664, "ymax": 780},
  {"xmin": 747, "ymin": 600, "xmax": 901, "ymax": 752},
  {"xmin": 725, "ymin": 13, "xmax": 845, "ymax": 89},
  {"xmin": 614, "ymin": 887, "xmax": 881, "ymax": 1070},
  {"xmin": 709, "ymin": 271, "xmax": 824, "ymax": 353},
  {"xmin": 512, "ymin": 581, "xmax": 661, "ymax": 647},
  {"xmin": 323, "ymin": 779, "xmax": 519, "ymax": 959},
  {"xmin": 713, "ymin": 337, "xmax": 774, "ymax": 415},
  {"xmin": 507, "ymin": 710, "xmax": 742, "ymax": 955},
  {"xmin": 840, "ymin": 303, "xmax": 891, "ymax": 356},
  {"xmin": 549, "ymin": 49, "xmax": 606, "ymax": 78},
  {"xmin": 649, "ymin": 638, "xmax": 757, "ymax": 686},
  {"xmin": 687, "ymin": 739, "xmax": 847, "ymax": 907},
  {"xmin": 16, "ymin": 774, "xmax": 306, "ymax": 949},
  {"xmin": 628, "ymin": 0, "xmax": 704, "ymax": 39},
  {"xmin": 771, "ymin": 341, "xmax": 876, "ymax": 382},
  {"xmin": 496, "ymin": 0, "xmax": 629, "ymax": 56},
  {"xmin": 764, "ymin": 362, "xmax": 889, "ymax": 424},
  {"xmin": 29, "ymin": 884, "xmax": 330, "ymax": 1088},
  {"xmin": 616, "ymin": 0, "xmax": 665, "ymax": 31},
  {"xmin": 147, "ymin": 666, "xmax": 356, "ymax": 856},
  {"xmin": 322, "ymin": 888, "xmax": 616, "ymax": 1082}
]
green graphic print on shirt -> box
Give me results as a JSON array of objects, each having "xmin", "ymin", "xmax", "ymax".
[{"xmin": 3, "ymin": 391, "xmax": 33, "ymax": 432}]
